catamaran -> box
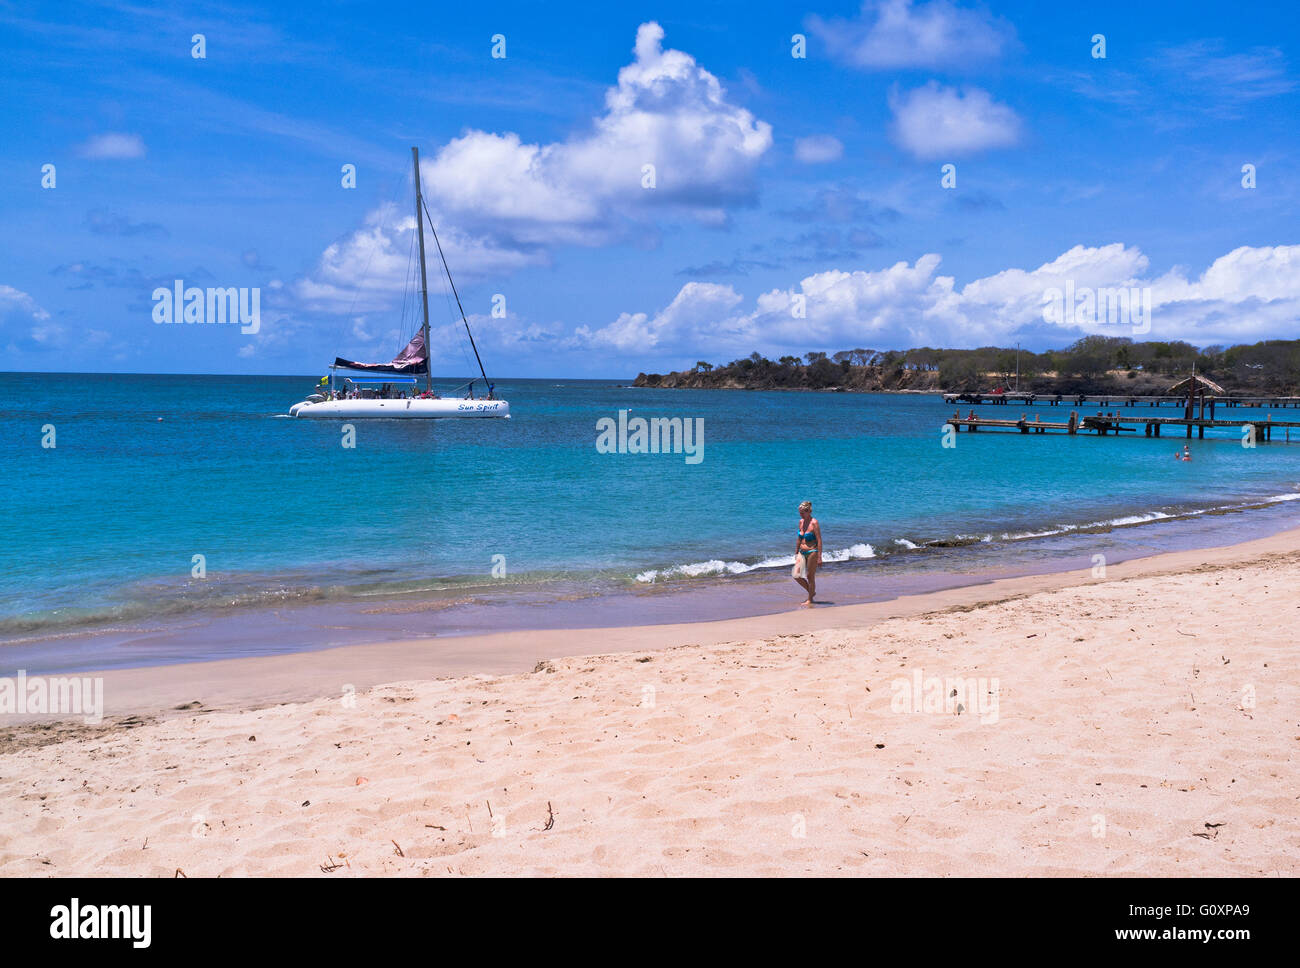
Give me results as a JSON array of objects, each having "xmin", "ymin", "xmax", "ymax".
[{"xmin": 289, "ymin": 147, "xmax": 509, "ymax": 419}]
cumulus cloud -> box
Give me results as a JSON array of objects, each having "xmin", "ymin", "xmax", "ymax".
[
  {"xmin": 808, "ymin": 0, "xmax": 1014, "ymax": 70},
  {"xmin": 76, "ymin": 133, "xmax": 147, "ymax": 159},
  {"xmin": 428, "ymin": 22, "xmax": 770, "ymax": 231},
  {"xmin": 888, "ymin": 82, "xmax": 1021, "ymax": 158},
  {"xmin": 572, "ymin": 243, "xmax": 1300, "ymax": 367},
  {"xmin": 294, "ymin": 204, "xmax": 541, "ymax": 313},
  {"xmin": 794, "ymin": 135, "xmax": 844, "ymax": 163},
  {"xmin": 573, "ymin": 282, "xmax": 746, "ymax": 353},
  {"xmin": 297, "ymin": 22, "xmax": 772, "ymax": 313}
]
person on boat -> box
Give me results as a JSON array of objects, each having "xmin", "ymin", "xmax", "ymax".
[
  {"xmin": 487, "ymin": 383, "xmax": 496, "ymax": 400},
  {"xmin": 792, "ymin": 500, "xmax": 822, "ymax": 608}
]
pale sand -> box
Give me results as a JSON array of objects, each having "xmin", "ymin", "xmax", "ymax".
[{"xmin": 2, "ymin": 529, "xmax": 1298, "ymax": 876}]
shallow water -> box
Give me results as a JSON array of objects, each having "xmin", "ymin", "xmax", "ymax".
[{"xmin": 4, "ymin": 372, "xmax": 1299, "ymax": 671}]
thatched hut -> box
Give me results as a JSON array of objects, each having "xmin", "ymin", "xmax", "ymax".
[{"xmin": 1168, "ymin": 373, "xmax": 1226, "ymax": 427}]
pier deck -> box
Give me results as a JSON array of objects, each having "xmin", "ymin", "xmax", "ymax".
[{"xmin": 946, "ymin": 413, "xmax": 1300, "ymax": 442}]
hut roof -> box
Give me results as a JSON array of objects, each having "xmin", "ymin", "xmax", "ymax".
[{"xmin": 1167, "ymin": 374, "xmax": 1226, "ymax": 396}]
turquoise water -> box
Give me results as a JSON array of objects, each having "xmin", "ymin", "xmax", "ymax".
[{"xmin": 4, "ymin": 372, "xmax": 1300, "ymax": 655}]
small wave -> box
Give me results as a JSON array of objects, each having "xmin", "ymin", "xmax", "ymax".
[
  {"xmin": 989, "ymin": 493, "xmax": 1300, "ymax": 543},
  {"xmin": 1104, "ymin": 511, "xmax": 1174, "ymax": 527},
  {"xmin": 636, "ymin": 543, "xmax": 875, "ymax": 583},
  {"xmin": 894, "ymin": 538, "xmax": 920, "ymax": 550},
  {"xmin": 822, "ymin": 543, "xmax": 877, "ymax": 563},
  {"xmin": 1001, "ymin": 528, "xmax": 1067, "ymax": 540}
]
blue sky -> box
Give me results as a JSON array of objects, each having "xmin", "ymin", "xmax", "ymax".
[{"xmin": 2, "ymin": 0, "xmax": 1298, "ymax": 377}]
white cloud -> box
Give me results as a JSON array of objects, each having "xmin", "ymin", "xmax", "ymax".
[
  {"xmin": 808, "ymin": 0, "xmax": 1014, "ymax": 70},
  {"xmin": 794, "ymin": 135, "xmax": 845, "ymax": 163},
  {"xmin": 424, "ymin": 21, "xmax": 771, "ymax": 239},
  {"xmin": 573, "ymin": 282, "xmax": 745, "ymax": 353},
  {"xmin": 298, "ymin": 22, "xmax": 772, "ymax": 315},
  {"xmin": 572, "ymin": 243, "xmax": 1300, "ymax": 368},
  {"xmin": 0, "ymin": 284, "xmax": 50, "ymax": 321},
  {"xmin": 76, "ymin": 132, "xmax": 147, "ymax": 159},
  {"xmin": 294, "ymin": 205, "xmax": 541, "ymax": 313},
  {"xmin": 351, "ymin": 317, "xmax": 376, "ymax": 342},
  {"xmin": 28, "ymin": 322, "xmax": 67, "ymax": 347},
  {"xmin": 888, "ymin": 82, "xmax": 1021, "ymax": 158}
]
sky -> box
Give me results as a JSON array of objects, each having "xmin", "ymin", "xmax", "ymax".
[{"xmin": 1, "ymin": 0, "xmax": 1298, "ymax": 378}]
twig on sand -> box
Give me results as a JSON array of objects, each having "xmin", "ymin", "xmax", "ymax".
[
  {"xmin": 392, "ymin": 840, "xmax": 404, "ymax": 857},
  {"xmin": 486, "ymin": 799, "xmax": 493, "ymax": 818},
  {"xmin": 542, "ymin": 801, "xmax": 555, "ymax": 831},
  {"xmin": 174, "ymin": 868, "xmax": 186, "ymax": 878},
  {"xmin": 320, "ymin": 856, "xmax": 345, "ymax": 873},
  {"xmin": 1176, "ymin": 628, "xmax": 1197, "ymax": 637}
]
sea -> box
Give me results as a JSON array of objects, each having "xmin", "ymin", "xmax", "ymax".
[{"xmin": 4, "ymin": 371, "xmax": 1300, "ymax": 673}]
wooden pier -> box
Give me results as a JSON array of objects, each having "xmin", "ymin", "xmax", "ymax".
[
  {"xmin": 946, "ymin": 412, "xmax": 1300, "ymax": 442},
  {"xmin": 942, "ymin": 392, "xmax": 1300, "ymax": 409}
]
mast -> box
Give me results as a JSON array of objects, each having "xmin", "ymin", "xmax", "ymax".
[
  {"xmin": 412, "ymin": 147, "xmax": 432, "ymax": 394},
  {"xmin": 422, "ymin": 195, "xmax": 490, "ymax": 392}
]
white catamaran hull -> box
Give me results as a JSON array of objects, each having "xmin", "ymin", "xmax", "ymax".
[{"xmin": 289, "ymin": 398, "xmax": 509, "ymax": 419}]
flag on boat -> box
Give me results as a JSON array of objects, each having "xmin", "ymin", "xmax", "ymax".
[{"xmin": 333, "ymin": 330, "xmax": 428, "ymax": 374}]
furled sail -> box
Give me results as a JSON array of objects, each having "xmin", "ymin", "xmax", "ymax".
[{"xmin": 334, "ymin": 330, "xmax": 428, "ymax": 374}]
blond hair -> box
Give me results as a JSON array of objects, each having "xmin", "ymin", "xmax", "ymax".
[{"xmin": 799, "ymin": 501, "xmax": 812, "ymax": 513}]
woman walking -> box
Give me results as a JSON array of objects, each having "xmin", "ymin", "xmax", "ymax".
[{"xmin": 792, "ymin": 500, "xmax": 822, "ymax": 607}]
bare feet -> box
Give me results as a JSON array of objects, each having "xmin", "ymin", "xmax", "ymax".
[{"xmin": 799, "ymin": 599, "xmax": 815, "ymax": 608}]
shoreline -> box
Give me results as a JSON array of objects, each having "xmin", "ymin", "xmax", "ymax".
[
  {"xmin": 7, "ymin": 491, "xmax": 1300, "ymax": 678},
  {"xmin": 2, "ymin": 522, "xmax": 1296, "ymax": 875},
  {"xmin": 6, "ymin": 522, "xmax": 1300, "ymax": 727}
]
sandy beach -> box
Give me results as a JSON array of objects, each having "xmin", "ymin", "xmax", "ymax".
[{"xmin": 2, "ymin": 529, "xmax": 1297, "ymax": 877}]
